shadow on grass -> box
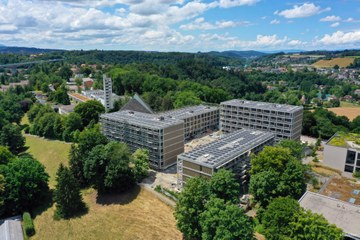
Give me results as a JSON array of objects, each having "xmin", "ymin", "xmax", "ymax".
[
  {"xmin": 96, "ymin": 184, "xmax": 141, "ymax": 206},
  {"xmin": 31, "ymin": 189, "xmax": 54, "ymax": 219},
  {"xmin": 53, "ymin": 204, "xmax": 89, "ymax": 221}
]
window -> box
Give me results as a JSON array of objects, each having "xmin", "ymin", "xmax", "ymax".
[
  {"xmin": 344, "ymin": 165, "xmax": 354, "ymax": 173},
  {"xmin": 346, "ymin": 151, "xmax": 356, "ymax": 165}
]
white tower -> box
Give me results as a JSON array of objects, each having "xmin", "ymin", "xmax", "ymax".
[{"xmin": 103, "ymin": 75, "xmax": 113, "ymax": 111}]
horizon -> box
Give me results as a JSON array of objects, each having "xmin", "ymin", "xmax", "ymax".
[{"xmin": 0, "ymin": 0, "xmax": 360, "ymax": 52}]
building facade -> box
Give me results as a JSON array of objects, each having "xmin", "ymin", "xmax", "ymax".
[
  {"xmin": 100, "ymin": 110, "xmax": 184, "ymax": 169},
  {"xmin": 220, "ymin": 99, "xmax": 303, "ymax": 142},
  {"xmin": 177, "ymin": 129, "xmax": 275, "ymax": 189},
  {"xmin": 324, "ymin": 132, "xmax": 360, "ymax": 174},
  {"xmin": 161, "ymin": 105, "xmax": 219, "ymax": 140},
  {"xmin": 103, "ymin": 75, "xmax": 113, "ymax": 111}
]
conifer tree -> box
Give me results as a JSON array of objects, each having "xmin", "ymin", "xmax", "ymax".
[{"xmin": 54, "ymin": 164, "xmax": 86, "ymax": 219}]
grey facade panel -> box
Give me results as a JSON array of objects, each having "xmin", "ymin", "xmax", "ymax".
[{"xmin": 220, "ymin": 99, "xmax": 303, "ymax": 142}]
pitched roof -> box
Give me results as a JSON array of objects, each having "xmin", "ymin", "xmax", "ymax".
[
  {"xmin": 0, "ymin": 218, "xmax": 24, "ymax": 240},
  {"xmin": 120, "ymin": 93, "xmax": 154, "ymax": 114}
]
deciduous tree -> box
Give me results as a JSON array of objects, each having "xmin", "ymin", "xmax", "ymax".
[
  {"xmin": 210, "ymin": 169, "xmax": 240, "ymax": 204},
  {"xmin": 175, "ymin": 177, "xmax": 210, "ymax": 240}
]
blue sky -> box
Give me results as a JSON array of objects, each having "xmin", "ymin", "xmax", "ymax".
[{"xmin": 0, "ymin": 0, "xmax": 360, "ymax": 51}]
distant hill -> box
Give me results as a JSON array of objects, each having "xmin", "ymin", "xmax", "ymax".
[
  {"xmin": 206, "ymin": 50, "xmax": 267, "ymax": 59},
  {"xmin": 0, "ymin": 45, "xmax": 62, "ymax": 54}
]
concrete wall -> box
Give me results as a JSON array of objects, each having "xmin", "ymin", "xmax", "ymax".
[{"xmin": 323, "ymin": 144, "xmax": 348, "ymax": 172}]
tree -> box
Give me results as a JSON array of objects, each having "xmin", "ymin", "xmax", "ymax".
[
  {"xmin": 210, "ymin": 169, "xmax": 240, "ymax": 204},
  {"xmin": 54, "ymin": 164, "xmax": 86, "ymax": 219},
  {"xmin": 249, "ymin": 170, "xmax": 280, "ymax": 207},
  {"xmin": 0, "ymin": 124, "xmax": 25, "ymax": 154},
  {"xmin": 174, "ymin": 91, "xmax": 202, "ymax": 108},
  {"xmin": 84, "ymin": 142, "xmax": 134, "ymax": 193},
  {"xmin": 74, "ymin": 100, "xmax": 105, "ymax": 127},
  {"xmin": 200, "ymin": 197, "xmax": 254, "ymax": 240},
  {"xmin": 62, "ymin": 112, "xmax": 83, "ymax": 142},
  {"xmin": 49, "ymin": 84, "xmax": 70, "ymax": 105},
  {"xmin": 250, "ymin": 146, "xmax": 296, "ymax": 175},
  {"xmin": 69, "ymin": 126, "xmax": 108, "ymax": 187},
  {"xmin": 0, "ymin": 146, "xmax": 15, "ymax": 165},
  {"xmin": 31, "ymin": 112, "xmax": 63, "ymax": 139},
  {"xmin": 175, "ymin": 177, "xmax": 210, "ymax": 240},
  {"xmin": 0, "ymin": 175, "xmax": 5, "ymax": 216},
  {"xmin": 277, "ymin": 140, "xmax": 306, "ymax": 160},
  {"xmin": 58, "ymin": 65, "xmax": 72, "ymax": 80},
  {"xmin": 262, "ymin": 197, "xmax": 301, "ymax": 240},
  {"xmin": 278, "ymin": 160, "xmax": 306, "ymax": 199},
  {"xmin": 0, "ymin": 157, "xmax": 49, "ymax": 215},
  {"xmin": 131, "ymin": 149, "xmax": 150, "ymax": 182},
  {"xmin": 289, "ymin": 210, "xmax": 343, "ymax": 240},
  {"xmin": 27, "ymin": 104, "xmax": 53, "ymax": 123}
]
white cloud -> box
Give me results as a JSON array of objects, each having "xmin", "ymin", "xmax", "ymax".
[
  {"xmin": 330, "ymin": 22, "xmax": 340, "ymax": 28},
  {"xmin": 270, "ymin": 19, "xmax": 280, "ymax": 25},
  {"xmin": 275, "ymin": 3, "xmax": 330, "ymax": 19},
  {"xmin": 217, "ymin": 0, "xmax": 259, "ymax": 8},
  {"xmin": 319, "ymin": 30, "xmax": 360, "ymax": 45},
  {"xmin": 180, "ymin": 18, "xmax": 251, "ymax": 30},
  {"xmin": 320, "ymin": 15, "xmax": 341, "ymax": 22}
]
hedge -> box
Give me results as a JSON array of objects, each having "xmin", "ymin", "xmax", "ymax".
[{"xmin": 23, "ymin": 212, "xmax": 35, "ymax": 237}]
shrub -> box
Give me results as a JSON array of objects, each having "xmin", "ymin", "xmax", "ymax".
[
  {"xmin": 23, "ymin": 212, "xmax": 35, "ymax": 237},
  {"xmin": 353, "ymin": 171, "xmax": 360, "ymax": 179}
]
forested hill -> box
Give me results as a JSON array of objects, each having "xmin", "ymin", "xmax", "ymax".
[
  {"xmin": 207, "ymin": 50, "xmax": 267, "ymax": 59},
  {"xmin": 0, "ymin": 47, "xmax": 245, "ymax": 66},
  {"xmin": 49, "ymin": 50, "xmax": 246, "ymax": 66},
  {"xmin": 0, "ymin": 45, "xmax": 61, "ymax": 54}
]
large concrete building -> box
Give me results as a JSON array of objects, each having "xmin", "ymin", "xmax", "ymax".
[
  {"xmin": 100, "ymin": 110, "xmax": 184, "ymax": 169},
  {"xmin": 103, "ymin": 75, "xmax": 113, "ymax": 111},
  {"xmin": 161, "ymin": 105, "xmax": 219, "ymax": 140},
  {"xmin": 100, "ymin": 104, "xmax": 219, "ymax": 169},
  {"xmin": 220, "ymin": 99, "xmax": 303, "ymax": 142},
  {"xmin": 177, "ymin": 129, "xmax": 275, "ymax": 189},
  {"xmin": 324, "ymin": 132, "xmax": 360, "ymax": 175}
]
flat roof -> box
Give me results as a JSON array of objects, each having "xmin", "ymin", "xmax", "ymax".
[
  {"xmin": 327, "ymin": 132, "xmax": 360, "ymax": 150},
  {"xmin": 68, "ymin": 93, "xmax": 91, "ymax": 102},
  {"xmin": 178, "ymin": 129, "xmax": 274, "ymax": 168},
  {"xmin": 161, "ymin": 105, "xmax": 218, "ymax": 119},
  {"xmin": 221, "ymin": 99, "xmax": 303, "ymax": 113},
  {"xmin": 299, "ymin": 191, "xmax": 360, "ymax": 238},
  {"xmin": 100, "ymin": 110, "xmax": 183, "ymax": 129}
]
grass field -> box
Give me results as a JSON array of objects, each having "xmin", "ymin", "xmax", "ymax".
[
  {"xmin": 31, "ymin": 187, "xmax": 182, "ymax": 240},
  {"xmin": 312, "ymin": 57, "xmax": 355, "ymax": 68},
  {"xmin": 24, "ymin": 135, "xmax": 71, "ymax": 188},
  {"xmin": 328, "ymin": 105, "xmax": 360, "ymax": 121}
]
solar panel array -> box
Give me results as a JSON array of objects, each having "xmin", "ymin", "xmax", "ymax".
[
  {"xmin": 179, "ymin": 129, "xmax": 274, "ymax": 167},
  {"xmin": 221, "ymin": 99, "xmax": 303, "ymax": 113}
]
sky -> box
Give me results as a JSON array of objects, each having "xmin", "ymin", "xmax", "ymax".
[{"xmin": 0, "ymin": 0, "xmax": 360, "ymax": 52}]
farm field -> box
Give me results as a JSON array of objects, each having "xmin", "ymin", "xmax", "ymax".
[
  {"xmin": 312, "ymin": 57, "xmax": 355, "ymax": 68},
  {"xmin": 328, "ymin": 107, "xmax": 360, "ymax": 121},
  {"xmin": 24, "ymin": 134, "xmax": 71, "ymax": 188},
  {"xmin": 31, "ymin": 187, "xmax": 182, "ymax": 240}
]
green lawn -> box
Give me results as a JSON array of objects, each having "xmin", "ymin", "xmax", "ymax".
[
  {"xmin": 24, "ymin": 135, "xmax": 71, "ymax": 188},
  {"xmin": 340, "ymin": 101, "xmax": 360, "ymax": 108}
]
